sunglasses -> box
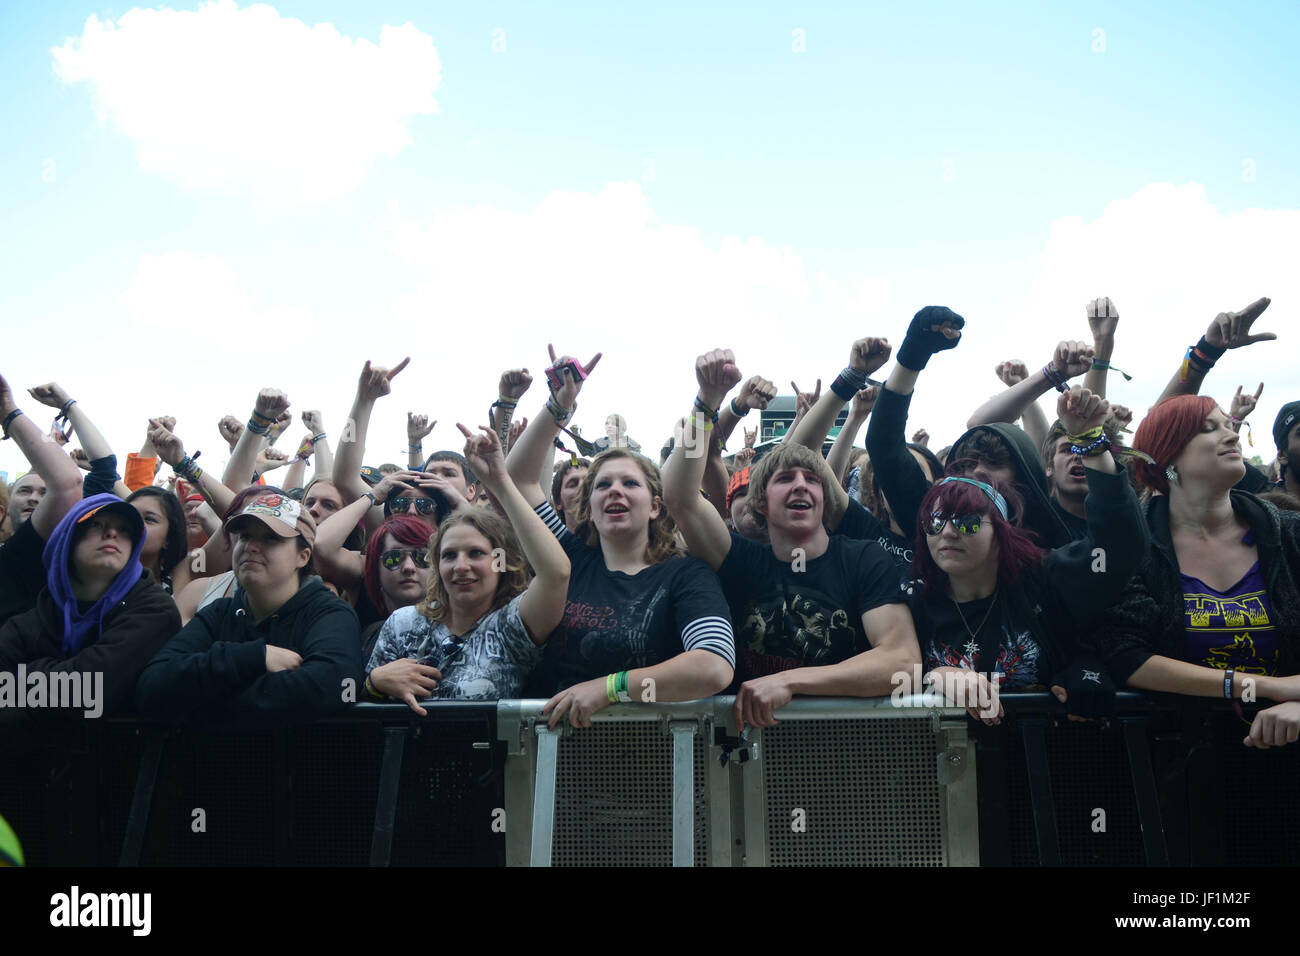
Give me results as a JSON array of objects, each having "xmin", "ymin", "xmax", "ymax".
[
  {"xmin": 924, "ymin": 512, "xmax": 984, "ymax": 536},
  {"xmin": 389, "ymin": 497, "xmax": 438, "ymax": 516},
  {"xmin": 380, "ymin": 547, "xmax": 431, "ymax": 571}
]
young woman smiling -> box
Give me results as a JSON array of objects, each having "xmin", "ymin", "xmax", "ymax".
[
  {"xmin": 364, "ymin": 425, "xmax": 569, "ymax": 712},
  {"xmin": 1093, "ymin": 395, "xmax": 1300, "ymax": 748},
  {"xmin": 507, "ymin": 344, "xmax": 735, "ymax": 728}
]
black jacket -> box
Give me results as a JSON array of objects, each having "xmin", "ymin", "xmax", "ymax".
[
  {"xmin": 135, "ymin": 577, "xmax": 362, "ymax": 732},
  {"xmin": 912, "ymin": 464, "xmax": 1150, "ymax": 680},
  {"xmin": 1090, "ymin": 491, "xmax": 1300, "ymax": 684},
  {"xmin": 0, "ymin": 571, "xmax": 180, "ymax": 726}
]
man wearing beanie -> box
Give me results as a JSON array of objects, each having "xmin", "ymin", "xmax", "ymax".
[{"xmin": 1275, "ymin": 401, "xmax": 1300, "ymax": 498}]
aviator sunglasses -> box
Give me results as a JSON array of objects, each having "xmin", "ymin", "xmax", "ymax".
[
  {"xmin": 389, "ymin": 497, "xmax": 439, "ymax": 516},
  {"xmin": 379, "ymin": 547, "xmax": 432, "ymax": 571},
  {"xmin": 924, "ymin": 512, "xmax": 985, "ymax": 537}
]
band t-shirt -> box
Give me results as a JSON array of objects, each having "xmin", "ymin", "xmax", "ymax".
[
  {"xmin": 524, "ymin": 502, "xmax": 736, "ymax": 696},
  {"xmin": 1182, "ymin": 562, "xmax": 1279, "ymax": 676},
  {"xmin": 0, "ymin": 519, "xmax": 46, "ymax": 627},
  {"xmin": 916, "ymin": 593, "xmax": 1046, "ymax": 691},
  {"xmin": 717, "ymin": 531, "xmax": 905, "ymax": 683}
]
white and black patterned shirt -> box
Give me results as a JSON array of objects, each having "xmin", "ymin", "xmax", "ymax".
[{"xmin": 365, "ymin": 595, "xmax": 542, "ymax": 700}]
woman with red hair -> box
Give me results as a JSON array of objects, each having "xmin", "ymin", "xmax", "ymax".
[
  {"xmin": 359, "ymin": 515, "xmax": 435, "ymax": 660},
  {"xmin": 1093, "ymin": 395, "xmax": 1300, "ymax": 747},
  {"xmin": 911, "ymin": 387, "xmax": 1147, "ymax": 722}
]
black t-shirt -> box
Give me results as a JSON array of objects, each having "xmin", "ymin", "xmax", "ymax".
[
  {"xmin": 524, "ymin": 502, "xmax": 735, "ymax": 696},
  {"xmin": 1052, "ymin": 500, "xmax": 1089, "ymax": 542},
  {"xmin": 0, "ymin": 520, "xmax": 47, "ymax": 627},
  {"xmin": 717, "ymin": 531, "xmax": 906, "ymax": 683},
  {"xmin": 835, "ymin": 498, "xmax": 916, "ymax": 580},
  {"xmin": 915, "ymin": 591, "xmax": 1048, "ymax": 691}
]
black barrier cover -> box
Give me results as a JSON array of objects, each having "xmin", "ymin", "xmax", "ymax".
[{"xmin": 3, "ymin": 695, "xmax": 1299, "ymax": 867}]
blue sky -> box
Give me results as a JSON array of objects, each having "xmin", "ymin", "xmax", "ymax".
[{"xmin": 2, "ymin": 1, "xmax": 1297, "ymax": 479}]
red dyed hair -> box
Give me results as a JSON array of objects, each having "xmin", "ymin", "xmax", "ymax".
[
  {"xmin": 910, "ymin": 473, "xmax": 1043, "ymax": 594},
  {"xmin": 1132, "ymin": 395, "xmax": 1219, "ymax": 495},
  {"xmin": 363, "ymin": 515, "xmax": 435, "ymax": 614}
]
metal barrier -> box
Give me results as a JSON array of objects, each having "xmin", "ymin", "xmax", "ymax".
[
  {"xmin": 496, "ymin": 696, "xmax": 974, "ymax": 867},
  {"xmin": 1, "ymin": 694, "xmax": 1295, "ymax": 866}
]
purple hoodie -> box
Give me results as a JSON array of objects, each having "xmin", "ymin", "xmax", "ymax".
[{"xmin": 42, "ymin": 494, "xmax": 146, "ymax": 655}]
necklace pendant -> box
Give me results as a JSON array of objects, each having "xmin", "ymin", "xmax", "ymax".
[{"xmin": 963, "ymin": 638, "xmax": 980, "ymax": 660}]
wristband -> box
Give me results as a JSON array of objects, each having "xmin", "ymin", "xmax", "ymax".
[
  {"xmin": 1195, "ymin": 335, "xmax": 1226, "ymax": 362},
  {"xmin": 408, "ymin": 442, "xmax": 423, "ymax": 453},
  {"xmin": 364, "ymin": 675, "xmax": 386, "ymax": 701},
  {"xmin": 545, "ymin": 396, "xmax": 572, "ymax": 425},
  {"xmin": 310, "ymin": 433, "xmax": 326, "ymax": 444},
  {"xmin": 693, "ymin": 395, "xmax": 719, "ymax": 425},
  {"xmin": 1224, "ymin": 669, "xmax": 1235, "ymax": 700},
  {"xmin": 615, "ymin": 670, "xmax": 632, "ymax": 703},
  {"xmin": 830, "ymin": 366, "xmax": 869, "ymax": 401},
  {"xmin": 1069, "ymin": 434, "xmax": 1111, "ymax": 458},
  {"xmin": 246, "ymin": 417, "xmax": 271, "ymax": 436},
  {"xmin": 1064, "ymin": 426, "xmax": 1105, "ymax": 444},
  {"xmin": 58, "ymin": 398, "xmax": 77, "ymax": 418},
  {"xmin": 0, "ymin": 408, "xmax": 22, "ymax": 440},
  {"xmin": 729, "ymin": 397, "xmax": 747, "ymax": 418},
  {"xmin": 1089, "ymin": 359, "xmax": 1132, "ymax": 381},
  {"xmin": 175, "ymin": 452, "xmax": 204, "ymax": 483},
  {"xmin": 1040, "ymin": 364, "xmax": 1070, "ymax": 393},
  {"xmin": 364, "ymin": 491, "xmax": 380, "ymax": 507},
  {"xmin": 688, "ymin": 414, "xmax": 715, "ymax": 432}
]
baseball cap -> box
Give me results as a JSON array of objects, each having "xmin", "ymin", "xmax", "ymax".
[
  {"xmin": 75, "ymin": 499, "xmax": 145, "ymax": 543},
  {"xmin": 226, "ymin": 491, "xmax": 317, "ymax": 548}
]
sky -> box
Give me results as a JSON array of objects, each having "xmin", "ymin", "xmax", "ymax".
[{"xmin": 2, "ymin": 0, "xmax": 1298, "ymax": 482}]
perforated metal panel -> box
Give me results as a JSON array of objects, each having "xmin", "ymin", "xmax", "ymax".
[
  {"xmin": 760, "ymin": 717, "xmax": 947, "ymax": 866},
  {"xmin": 549, "ymin": 721, "xmax": 709, "ymax": 866}
]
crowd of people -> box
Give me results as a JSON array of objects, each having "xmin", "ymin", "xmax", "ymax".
[{"xmin": 2, "ymin": 294, "xmax": 1299, "ymax": 756}]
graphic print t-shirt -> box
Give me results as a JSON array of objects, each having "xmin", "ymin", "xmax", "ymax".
[
  {"xmin": 917, "ymin": 594, "xmax": 1045, "ymax": 690},
  {"xmin": 366, "ymin": 596, "xmax": 542, "ymax": 700},
  {"xmin": 1182, "ymin": 562, "xmax": 1279, "ymax": 676},
  {"xmin": 525, "ymin": 502, "xmax": 735, "ymax": 696},
  {"xmin": 717, "ymin": 532, "xmax": 905, "ymax": 682}
]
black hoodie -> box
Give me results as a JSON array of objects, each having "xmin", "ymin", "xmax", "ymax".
[
  {"xmin": 867, "ymin": 386, "xmax": 1077, "ymax": 548},
  {"xmin": 135, "ymin": 577, "xmax": 362, "ymax": 732}
]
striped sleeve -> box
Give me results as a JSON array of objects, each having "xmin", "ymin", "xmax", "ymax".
[
  {"xmin": 534, "ymin": 500, "xmax": 572, "ymax": 542},
  {"xmin": 681, "ymin": 615, "xmax": 736, "ymax": 670}
]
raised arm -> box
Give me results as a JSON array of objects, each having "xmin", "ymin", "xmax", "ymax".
[
  {"xmin": 223, "ymin": 389, "xmax": 287, "ymax": 488},
  {"xmin": 825, "ymin": 387, "xmax": 876, "ymax": 485},
  {"xmin": 459, "ymin": 424, "xmax": 569, "ymax": 642},
  {"xmin": 491, "ymin": 368, "xmax": 533, "ymax": 450},
  {"xmin": 27, "ymin": 382, "xmax": 132, "ymax": 498},
  {"xmin": 406, "ymin": 412, "xmax": 435, "ymax": 470},
  {"xmin": 299, "ymin": 409, "xmax": 333, "ymax": 481},
  {"xmin": 1082, "ymin": 296, "xmax": 1120, "ymax": 398},
  {"xmin": 333, "ymin": 358, "xmax": 409, "ymax": 535},
  {"xmin": 717, "ymin": 374, "xmax": 776, "ymax": 451},
  {"xmin": 0, "ymin": 374, "xmax": 84, "ymax": 540},
  {"xmin": 866, "ymin": 307, "xmax": 964, "ymax": 539},
  {"xmin": 966, "ymin": 341, "xmax": 1093, "ymax": 429},
  {"xmin": 505, "ymin": 344, "xmax": 601, "ymax": 507},
  {"xmin": 782, "ymin": 379, "xmax": 820, "ymax": 445},
  {"xmin": 1155, "ymin": 297, "xmax": 1274, "ymax": 405},
  {"xmin": 661, "ymin": 349, "xmax": 742, "ymax": 571}
]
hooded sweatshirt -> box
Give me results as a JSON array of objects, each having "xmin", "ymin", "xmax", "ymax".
[
  {"xmin": 134, "ymin": 577, "xmax": 362, "ymax": 732},
  {"xmin": 43, "ymin": 494, "xmax": 148, "ymax": 654},
  {"xmin": 867, "ymin": 387, "xmax": 1077, "ymax": 548}
]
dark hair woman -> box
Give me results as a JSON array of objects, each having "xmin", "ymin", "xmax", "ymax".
[
  {"xmin": 126, "ymin": 486, "xmax": 188, "ymax": 595},
  {"xmin": 908, "ymin": 387, "xmax": 1149, "ymax": 722}
]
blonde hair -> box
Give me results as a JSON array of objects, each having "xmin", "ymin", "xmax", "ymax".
[
  {"xmin": 419, "ymin": 510, "xmax": 529, "ymax": 624},
  {"xmin": 573, "ymin": 449, "xmax": 682, "ymax": 565},
  {"xmin": 747, "ymin": 443, "xmax": 837, "ymax": 528}
]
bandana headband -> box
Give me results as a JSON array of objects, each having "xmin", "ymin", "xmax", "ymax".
[{"xmin": 938, "ymin": 476, "xmax": 1009, "ymax": 520}]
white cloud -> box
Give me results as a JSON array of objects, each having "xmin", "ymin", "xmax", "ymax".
[
  {"xmin": 52, "ymin": 1, "xmax": 441, "ymax": 205},
  {"xmin": 384, "ymin": 181, "xmax": 895, "ymax": 452},
  {"xmin": 1007, "ymin": 183, "xmax": 1300, "ymax": 446}
]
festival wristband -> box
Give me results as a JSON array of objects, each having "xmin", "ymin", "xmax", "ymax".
[
  {"xmin": 830, "ymin": 365, "xmax": 869, "ymax": 401},
  {"xmin": 1040, "ymin": 364, "xmax": 1069, "ymax": 393},
  {"xmin": 616, "ymin": 670, "xmax": 632, "ymax": 703},
  {"xmin": 1, "ymin": 408, "xmax": 23, "ymax": 440},
  {"xmin": 693, "ymin": 395, "xmax": 719, "ymax": 425},
  {"xmin": 1089, "ymin": 358, "xmax": 1132, "ymax": 381},
  {"xmin": 606, "ymin": 673, "xmax": 619, "ymax": 704}
]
